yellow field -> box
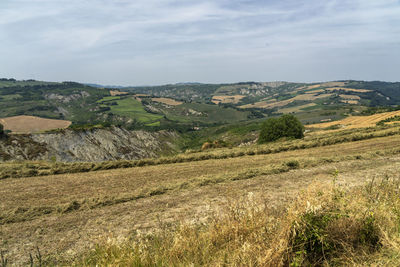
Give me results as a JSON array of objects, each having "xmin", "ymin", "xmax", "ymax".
[
  {"xmin": 109, "ymin": 90, "xmax": 128, "ymax": 96},
  {"xmin": 211, "ymin": 95, "xmax": 245, "ymax": 104},
  {"xmin": 326, "ymin": 87, "xmax": 371, "ymax": 93},
  {"xmin": 240, "ymin": 93, "xmax": 332, "ymax": 109},
  {"xmin": 341, "ymin": 100, "xmax": 359, "ymax": 104},
  {"xmin": 151, "ymin": 97, "xmax": 183, "ymax": 106},
  {"xmin": 304, "ymin": 89, "xmax": 324, "ymax": 94},
  {"xmin": 2, "ymin": 125, "xmax": 400, "ymax": 264},
  {"xmin": 0, "ymin": 115, "xmax": 72, "ymax": 134},
  {"xmin": 309, "ymin": 110, "xmax": 400, "ymax": 129},
  {"xmin": 306, "ymin": 84, "xmax": 321, "ymax": 89},
  {"xmin": 278, "ymin": 103, "xmax": 317, "ymax": 113},
  {"xmin": 339, "ymin": 94, "xmax": 360, "ymax": 100},
  {"xmin": 320, "ymin": 81, "xmax": 347, "ymax": 87},
  {"xmin": 293, "ymin": 93, "xmax": 332, "ymax": 101}
]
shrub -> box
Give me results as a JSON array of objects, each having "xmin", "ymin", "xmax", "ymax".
[
  {"xmin": 258, "ymin": 114, "xmax": 304, "ymax": 143},
  {"xmin": 0, "ymin": 123, "xmax": 4, "ymax": 136},
  {"xmin": 285, "ymin": 160, "xmax": 300, "ymax": 169}
]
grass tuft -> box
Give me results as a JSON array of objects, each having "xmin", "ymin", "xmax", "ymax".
[{"xmin": 80, "ymin": 175, "xmax": 400, "ymax": 266}]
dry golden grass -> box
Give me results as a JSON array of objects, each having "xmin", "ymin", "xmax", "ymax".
[
  {"xmin": 109, "ymin": 90, "xmax": 128, "ymax": 96},
  {"xmin": 341, "ymin": 100, "xmax": 359, "ymax": 104},
  {"xmin": 326, "ymin": 87, "xmax": 371, "ymax": 93},
  {"xmin": 293, "ymin": 93, "xmax": 332, "ymax": 101},
  {"xmin": 151, "ymin": 97, "xmax": 183, "ymax": 106},
  {"xmin": 320, "ymin": 81, "xmax": 347, "ymax": 87},
  {"xmin": 0, "ymin": 115, "xmax": 71, "ymax": 134},
  {"xmin": 82, "ymin": 169, "xmax": 400, "ymax": 266},
  {"xmin": 211, "ymin": 95, "xmax": 245, "ymax": 104},
  {"xmin": 240, "ymin": 93, "xmax": 332, "ymax": 109},
  {"xmin": 304, "ymin": 89, "xmax": 324, "ymax": 94},
  {"xmin": 306, "ymin": 84, "xmax": 321, "ymax": 89},
  {"xmin": 339, "ymin": 94, "xmax": 361, "ymax": 100},
  {"xmin": 278, "ymin": 103, "xmax": 317, "ymax": 113},
  {"xmin": 2, "ymin": 131, "xmax": 400, "ymax": 264},
  {"xmin": 309, "ymin": 110, "xmax": 400, "ymax": 129}
]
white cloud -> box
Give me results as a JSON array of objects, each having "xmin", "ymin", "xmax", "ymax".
[{"xmin": 0, "ymin": 0, "xmax": 399, "ymax": 84}]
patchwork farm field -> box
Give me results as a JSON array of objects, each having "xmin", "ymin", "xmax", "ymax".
[
  {"xmin": 0, "ymin": 115, "xmax": 71, "ymax": 133},
  {"xmin": 97, "ymin": 96, "xmax": 164, "ymax": 124},
  {"xmin": 2, "ymin": 124, "xmax": 400, "ymax": 264},
  {"xmin": 151, "ymin": 97, "xmax": 183, "ymax": 106},
  {"xmin": 309, "ymin": 110, "xmax": 400, "ymax": 129},
  {"xmin": 211, "ymin": 95, "xmax": 245, "ymax": 104},
  {"xmin": 240, "ymin": 93, "xmax": 332, "ymax": 109}
]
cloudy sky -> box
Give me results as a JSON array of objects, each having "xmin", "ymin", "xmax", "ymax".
[{"xmin": 0, "ymin": 0, "xmax": 399, "ymax": 85}]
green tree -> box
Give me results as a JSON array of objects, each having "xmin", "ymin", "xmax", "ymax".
[
  {"xmin": 258, "ymin": 114, "xmax": 304, "ymax": 143},
  {"xmin": 0, "ymin": 123, "xmax": 4, "ymax": 136}
]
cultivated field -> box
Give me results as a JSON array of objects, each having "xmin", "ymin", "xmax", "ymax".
[
  {"xmin": 211, "ymin": 95, "xmax": 245, "ymax": 104},
  {"xmin": 309, "ymin": 110, "xmax": 400, "ymax": 129},
  {"xmin": 151, "ymin": 97, "xmax": 183, "ymax": 106},
  {"xmin": 109, "ymin": 90, "xmax": 129, "ymax": 96},
  {"xmin": 326, "ymin": 87, "xmax": 371, "ymax": 93},
  {"xmin": 2, "ymin": 125, "xmax": 400, "ymax": 264},
  {"xmin": 240, "ymin": 93, "xmax": 332, "ymax": 109},
  {"xmin": 278, "ymin": 103, "xmax": 317, "ymax": 113},
  {"xmin": 320, "ymin": 81, "xmax": 347, "ymax": 87},
  {"xmin": 339, "ymin": 94, "xmax": 361, "ymax": 100},
  {"xmin": 0, "ymin": 115, "xmax": 72, "ymax": 134}
]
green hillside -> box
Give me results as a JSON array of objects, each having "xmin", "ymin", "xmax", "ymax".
[{"xmin": 1, "ymin": 78, "xmax": 400, "ymax": 134}]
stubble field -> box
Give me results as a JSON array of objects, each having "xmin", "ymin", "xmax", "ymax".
[{"xmin": 1, "ymin": 125, "xmax": 400, "ymax": 264}]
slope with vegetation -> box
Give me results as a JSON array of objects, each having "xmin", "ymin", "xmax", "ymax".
[
  {"xmin": 2, "ymin": 123, "xmax": 400, "ymax": 265},
  {"xmin": 1, "ymin": 78, "xmax": 400, "ymax": 136}
]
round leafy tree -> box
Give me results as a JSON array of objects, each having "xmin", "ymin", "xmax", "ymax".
[{"xmin": 258, "ymin": 114, "xmax": 304, "ymax": 143}]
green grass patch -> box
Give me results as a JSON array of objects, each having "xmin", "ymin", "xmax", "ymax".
[
  {"xmin": 96, "ymin": 96, "xmax": 120, "ymax": 103},
  {"xmin": 110, "ymin": 98, "xmax": 163, "ymax": 123}
]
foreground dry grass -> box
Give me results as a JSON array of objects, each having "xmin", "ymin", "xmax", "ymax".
[
  {"xmin": 1, "ymin": 133, "xmax": 400, "ymax": 264},
  {"xmin": 85, "ymin": 176, "xmax": 400, "ymax": 266}
]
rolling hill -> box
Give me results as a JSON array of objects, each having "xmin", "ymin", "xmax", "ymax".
[
  {"xmin": 1, "ymin": 123, "xmax": 400, "ymax": 265},
  {"xmin": 1, "ymin": 78, "xmax": 400, "ymax": 135}
]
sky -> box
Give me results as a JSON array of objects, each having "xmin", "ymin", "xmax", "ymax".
[{"xmin": 0, "ymin": 0, "xmax": 399, "ymax": 86}]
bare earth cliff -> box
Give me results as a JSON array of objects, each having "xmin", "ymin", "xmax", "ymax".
[{"xmin": 0, "ymin": 127, "xmax": 179, "ymax": 162}]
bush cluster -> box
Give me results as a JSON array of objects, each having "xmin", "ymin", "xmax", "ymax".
[{"xmin": 258, "ymin": 114, "xmax": 304, "ymax": 143}]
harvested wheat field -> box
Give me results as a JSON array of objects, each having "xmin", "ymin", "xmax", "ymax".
[
  {"xmin": 152, "ymin": 97, "xmax": 183, "ymax": 106},
  {"xmin": 326, "ymin": 87, "xmax": 371, "ymax": 93},
  {"xmin": 306, "ymin": 84, "xmax": 321, "ymax": 89},
  {"xmin": 341, "ymin": 99, "xmax": 359, "ymax": 104},
  {"xmin": 211, "ymin": 95, "xmax": 245, "ymax": 104},
  {"xmin": 0, "ymin": 115, "xmax": 72, "ymax": 134},
  {"xmin": 278, "ymin": 103, "xmax": 316, "ymax": 113},
  {"xmin": 309, "ymin": 110, "xmax": 400, "ymax": 129},
  {"xmin": 2, "ymin": 126, "xmax": 400, "ymax": 264},
  {"xmin": 339, "ymin": 94, "xmax": 361, "ymax": 100},
  {"xmin": 320, "ymin": 81, "xmax": 347, "ymax": 87},
  {"xmin": 109, "ymin": 90, "xmax": 128, "ymax": 96},
  {"xmin": 240, "ymin": 93, "xmax": 332, "ymax": 109}
]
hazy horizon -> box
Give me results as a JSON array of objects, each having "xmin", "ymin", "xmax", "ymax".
[{"xmin": 1, "ymin": 0, "xmax": 399, "ymax": 86}]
